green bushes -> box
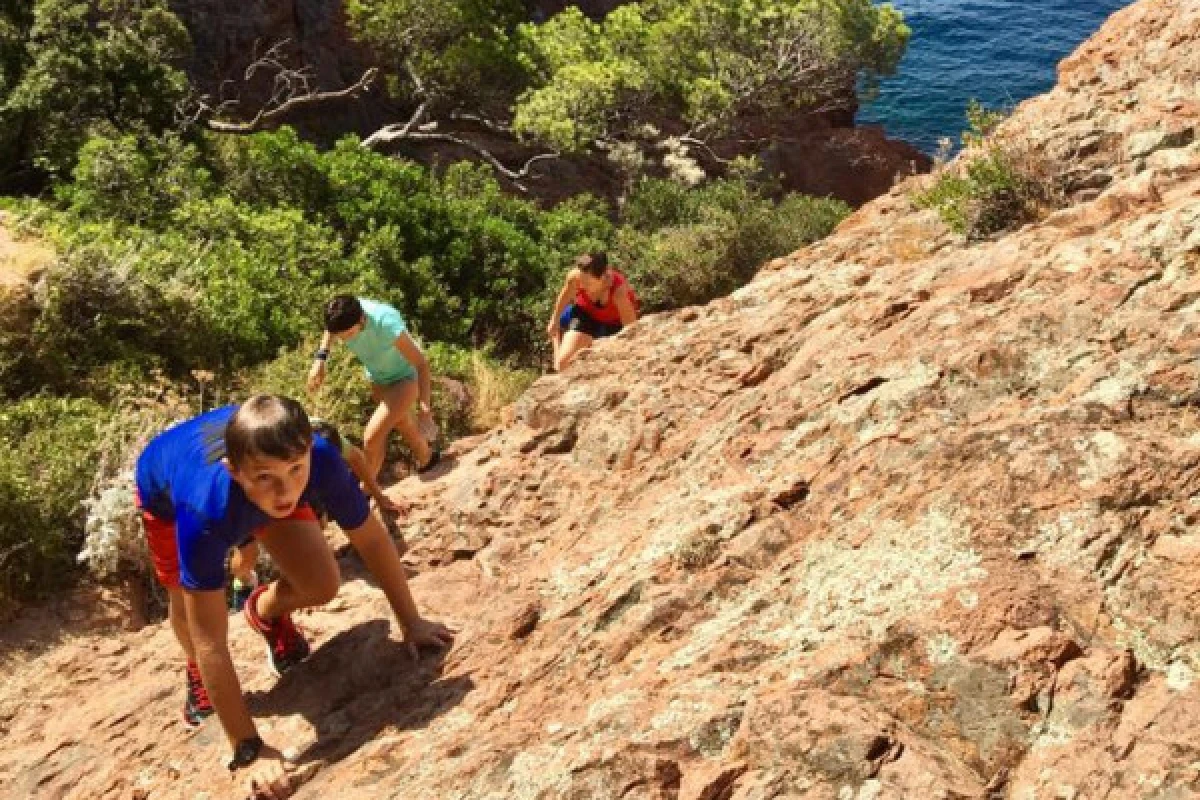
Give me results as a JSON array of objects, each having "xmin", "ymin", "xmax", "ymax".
[
  {"xmin": 0, "ymin": 237, "xmax": 205, "ymax": 399},
  {"xmin": 914, "ymin": 101, "xmax": 1065, "ymax": 241},
  {"xmin": 0, "ymin": 396, "xmax": 114, "ymax": 607},
  {"xmin": 615, "ymin": 177, "xmax": 849, "ymax": 311}
]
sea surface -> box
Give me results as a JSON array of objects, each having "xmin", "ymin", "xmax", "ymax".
[{"xmin": 858, "ymin": 0, "xmax": 1132, "ymax": 153}]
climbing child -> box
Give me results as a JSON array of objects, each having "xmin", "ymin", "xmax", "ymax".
[
  {"xmin": 135, "ymin": 395, "xmax": 454, "ymax": 797},
  {"xmin": 546, "ymin": 251, "xmax": 639, "ymax": 372},
  {"xmin": 307, "ymin": 296, "xmax": 441, "ymax": 481},
  {"xmin": 227, "ymin": 418, "xmax": 403, "ymax": 611}
]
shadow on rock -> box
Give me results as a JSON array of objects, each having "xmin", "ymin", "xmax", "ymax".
[{"xmin": 245, "ymin": 618, "xmax": 473, "ymax": 767}]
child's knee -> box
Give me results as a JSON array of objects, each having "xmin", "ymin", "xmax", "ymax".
[
  {"xmin": 392, "ymin": 413, "xmax": 420, "ymax": 436},
  {"xmin": 308, "ymin": 566, "xmax": 341, "ymax": 606}
]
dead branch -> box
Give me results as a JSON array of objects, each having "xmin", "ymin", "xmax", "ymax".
[
  {"xmin": 362, "ymin": 124, "xmax": 558, "ymax": 191},
  {"xmin": 187, "ymin": 40, "xmax": 380, "ymax": 134}
]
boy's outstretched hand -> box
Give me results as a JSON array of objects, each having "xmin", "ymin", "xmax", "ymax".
[
  {"xmin": 401, "ymin": 617, "xmax": 456, "ymax": 660},
  {"xmin": 230, "ymin": 744, "xmax": 303, "ymax": 800}
]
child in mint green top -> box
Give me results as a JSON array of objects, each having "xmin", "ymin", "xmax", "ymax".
[
  {"xmin": 308, "ymin": 296, "xmax": 440, "ymax": 481},
  {"xmin": 344, "ymin": 298, "xmax": 418, "ymax": 384}
]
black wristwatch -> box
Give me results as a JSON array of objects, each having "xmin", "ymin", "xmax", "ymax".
[{"xmin": 227, "ymin": 735, "xmax": 264, "ymax": 771}]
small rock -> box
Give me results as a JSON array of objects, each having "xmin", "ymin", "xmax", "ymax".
[{"xmin": 507, "ymin": 603, "xmax": 540, "ymax": 640}]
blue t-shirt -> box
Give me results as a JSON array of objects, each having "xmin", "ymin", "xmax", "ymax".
[
  {"xmin": 135, "ymin": 405, "xmax": 370, "ymax": 591},
  {"xmin": 345, "ymin": 298, "xmax": 416, "ymax": 385}
]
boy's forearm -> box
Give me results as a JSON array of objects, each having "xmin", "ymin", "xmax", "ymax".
[
  {"xmin": 190, "ymin": 626, "xmax": 257, "ymax": 745},
  {"xmin": 349, "ymin": 518, "xmax": 421, "ymax": 628}
]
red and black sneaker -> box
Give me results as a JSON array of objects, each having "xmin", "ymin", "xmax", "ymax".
[
  {"xmin": 244, "ymin": 584, "xmax": 311, "ymax": 676},
  {"xmin": 183, "ymin": 661, "xmax": 214, "ymax": 728}
]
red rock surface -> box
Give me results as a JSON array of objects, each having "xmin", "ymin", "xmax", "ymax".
[{"xmin": 3, "ymin": 0, "xmax": 1199, "ymax": 797}]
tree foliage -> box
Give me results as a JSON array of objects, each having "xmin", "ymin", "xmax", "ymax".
[
  {"xmin": 349, "ymin": 0, "xmax": 907, "ymax": 181},
  {"xmin": 1, "ymin": 0, "xmax": 189, "ymax": 179},
  {"xmin": 515, "ymin": 0, "xmax": 908, "ymax": 151}
]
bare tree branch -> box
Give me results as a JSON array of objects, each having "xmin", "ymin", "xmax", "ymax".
[
  {"xmin": 447, "ymin": 111, "xmax": 513, "ymax": 136},
  {"xmin": 677, "ymin": 135, "xmax": 732, "ymax": 166},
  {"xmin": 182, "ymin": 40, "xmax": 380, "ymax": 134},
  {"xmin": 362, "ymin": 125, "xmax": 558, "ymax": 191}
]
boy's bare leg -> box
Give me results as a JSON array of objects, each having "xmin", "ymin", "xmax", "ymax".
[
  {"xmin": 365, "ymin": 380, "xmax": 429, "ymax": 479},
  {"xmin": 253, "ymin": 518, "xmax": 341, "ymax": 620},
  {"xmin": 167, "ymin": 587, "xmax": 197, "ymax": 661}
]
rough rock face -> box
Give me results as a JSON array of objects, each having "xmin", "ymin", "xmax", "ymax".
[
  {"xmin": 760, "ymin": 124, "xmax": 930, "ymax": 207},
  {"xmin": 3, "ymin": 0, "xmax": 1199, "ymax": 797}
]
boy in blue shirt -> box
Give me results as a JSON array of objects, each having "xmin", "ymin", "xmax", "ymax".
[
  {"xmin": 136, "ymin": 395, "xmax": 453, "ymax": 795},
  {"xmin": 307, "ymin": 295, "xmax": 441, "ymax": 479}
]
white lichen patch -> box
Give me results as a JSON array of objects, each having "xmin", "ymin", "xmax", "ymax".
[
  {"xmin": 1074, "ymin": 431, "xmax": 1126, "ymax": 489},
  {"xmin": 1166, "ymin": 660, "xmax": 1195, "ymax": 691},
  {"xmin": 830, "ymin": 360, "xmax": 942, "ymax": 429},
  {"xmin": 548, "ymin": 546, "xmax": 618, "ymax": 601},
  {"xmin": 1077, "ymin": 361, "xmax": 1148, "ymax": 408},
  {"xmin": 434, "ymin": 707, "xmax": 476, "ymax": 735},
  {"xmin": 504, "ymin": 745, "xmax": 574, "ymax": 800},
  {"xmin": 927, "ymin": 633, "xmax": 961, "ymax": 665},
  {"xmin": 585, "ymin": 689, "xmax": 645, "ymax": 728},
  {"xmin": 1019, "ymin": 508, "xmax": 1098, "ymax": 564},
  {"xmin": 660, "ymin": 504, "xmax": 987, "ymax": 673},
  {"xmin": 839, "ymin": 781, "xmax": 883, "ymax": 800},
  {"xmin": 1030, "ymin": 714, "xmax": 1078, "ymax": 751},
  {"xmin": 957, "ymin": 589, "xmax": 980, "ymax": 610}
]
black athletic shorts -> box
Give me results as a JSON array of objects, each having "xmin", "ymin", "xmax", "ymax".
[{"xmin": 559, "ymin": 304, "xmax": 623, "ymax": 339}]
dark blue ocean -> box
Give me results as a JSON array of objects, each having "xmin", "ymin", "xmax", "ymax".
[{"xmin": 858, "ymin": 0, "xmax": 1132, "ymax": 153}]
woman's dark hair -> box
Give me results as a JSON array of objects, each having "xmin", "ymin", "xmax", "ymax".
[
  {"xmin": 324, "ymin": 294, "xmax": 365, "ymax": 334},
  {"xmin": 310, "ymin": 418, "xmax": 344, "ymax": 453},
  {"xmin": 225, "ymin": 395, "xmax": 313, "ymax": 467},
  {"xmin": 576, "ymin": 251, "xmax": 608, "ymax": 279}
]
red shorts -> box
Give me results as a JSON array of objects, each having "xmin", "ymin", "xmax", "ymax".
[{"xmin": 135, "ymin": 491, "xmax": 317, "ymax": 588}]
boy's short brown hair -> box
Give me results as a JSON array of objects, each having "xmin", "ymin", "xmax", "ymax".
[{"xmin": 225, "ymin": 395, "xmax": 313, "ymax": 467}]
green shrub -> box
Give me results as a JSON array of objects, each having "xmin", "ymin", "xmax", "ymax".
[
  {"xmin": 616, "ymin": 177, "xmax": 848, "ymax": 311},
  {"xmin": 57, "ymin": 133, "xmax": 212, "ymax": 224},
  {"xmin": 0, "ymin": 237, "xmax": 205, "ymax": 399},
  {"xmin": 914, "ymin": 101, "xmax": 1064, "ymax": 241},
  {"xmin": 245, "ymin": 337, "xmax": 376, "ymax": 449},
  {"xmin": 2, "ymin": 0, "xmax": 191, "ymax": 178},
  {"xmin": 0, "ymin": 395, "xmax": 114, "ymax": 607},
  {"xmin": 425, "ymin": 342, "xmax": 537, "ymax": 433}
]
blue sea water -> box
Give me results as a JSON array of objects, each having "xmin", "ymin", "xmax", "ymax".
[{"xmin": 858, "ymin": 0, "xmax": 1132, "ymax": 153}]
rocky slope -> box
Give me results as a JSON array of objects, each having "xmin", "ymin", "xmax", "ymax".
[{"xmin": 3, "ymin": 0, "xmax": 1199, "ymax": 797}]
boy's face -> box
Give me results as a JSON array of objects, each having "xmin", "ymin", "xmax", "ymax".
[
  {"xmin": 228, "ymin": 451, "xmax": 312, "ymax": 518},
  {"xmin": 332, "ymin": 322, "xmax": 364, "ymax": 343}
]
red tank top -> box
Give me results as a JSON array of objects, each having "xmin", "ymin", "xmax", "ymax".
[{"xmin": 575, "ymin": 270, "xmax": 634, "ymax": 325}]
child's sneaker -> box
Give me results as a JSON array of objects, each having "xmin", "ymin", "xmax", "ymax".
[
  {"xmin": 243, "ymin": 584, "xmax": 310, "ymax": 676},
  {"xmin": 230, "ymin": 574, "xmax": 258, "ymax": 612},
  {"xmin": 417, "ymin": 447, "xmax": 442, "ymax": 475},
  {"xmin": 183, "ymin": 661, "xmax": 214, "ymax": 728}
]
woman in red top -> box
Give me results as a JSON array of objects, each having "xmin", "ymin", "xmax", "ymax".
[{"xmin": 546, "ymin": 252, "xmax": 639, "ymax": 371}]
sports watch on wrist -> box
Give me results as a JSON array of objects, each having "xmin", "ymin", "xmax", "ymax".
[{"xmin": 227, "ymin": 735, "xmax": 264, "ymax": 771}]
